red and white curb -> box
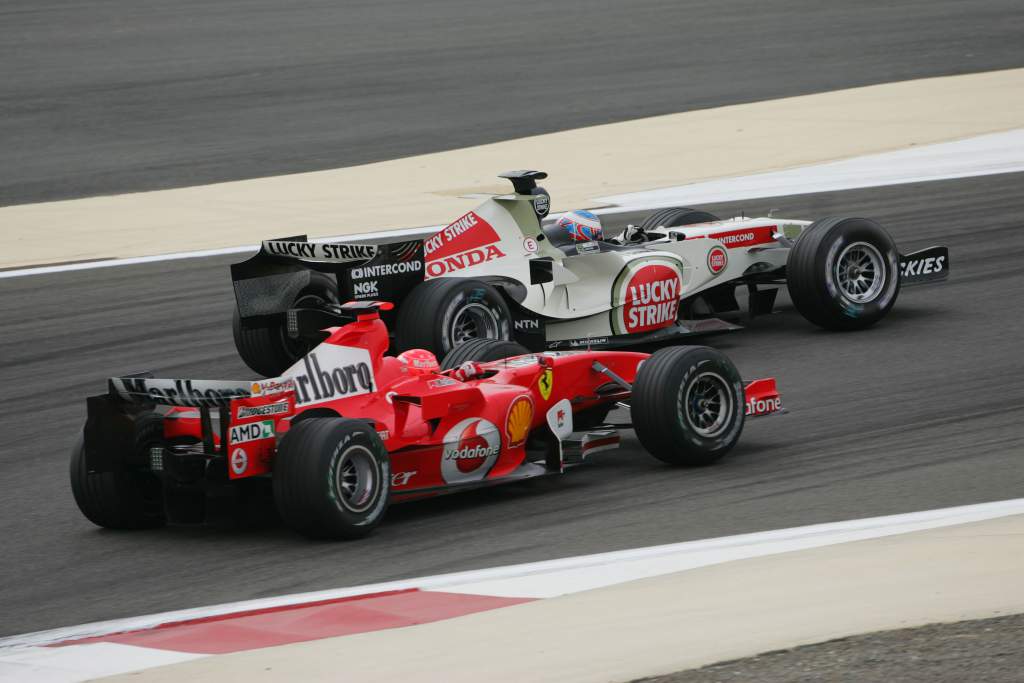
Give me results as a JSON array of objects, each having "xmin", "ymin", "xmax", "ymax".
[{"xmin": 3, "ymin": 498, "xmax": 1024, "ymax": 682}]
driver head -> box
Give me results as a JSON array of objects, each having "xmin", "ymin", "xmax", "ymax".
[
  {"xmin": 556, "ymin": 210, "xmax": 604, "ymax": 242},
  {"xmin": 397, "ymin": 349, "xmax": 440, "ymax": 375}
]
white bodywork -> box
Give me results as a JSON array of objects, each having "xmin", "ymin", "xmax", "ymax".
[{"xmin": 424, "ymin": 193, "xmax": 811, "ymax": 343}]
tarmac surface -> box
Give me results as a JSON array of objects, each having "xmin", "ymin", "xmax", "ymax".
[
  {"xmin": 1, "ymin": 171, "xmax": 1022, "ymax": 636},
  {"xmin": 3, "ymin": 0, "xmax": 1024, "ymax": 205},
  {"xmin": 640, "ymin": 613, "xmax": 1024, "ymax": 683}
]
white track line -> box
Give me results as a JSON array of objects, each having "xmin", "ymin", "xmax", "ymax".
[
  {"xmin": 0, "ymin": 643, "xmax": 201, "ymax": 683},
  {"xmin": 2, "ymin": 497, "xmax": 1022, "ymax": 651},
  {"xmin": 597, "ymin": 128, "xmax": 1024, "ymax": 209},
  {"xmin": 2, "ymin": 129, "xmax": 1022, "ymax": 281}
]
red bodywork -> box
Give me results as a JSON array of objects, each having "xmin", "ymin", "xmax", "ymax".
[{"xmin": 164, "ymin": 306, "xmax": 782, "ymax": 499}]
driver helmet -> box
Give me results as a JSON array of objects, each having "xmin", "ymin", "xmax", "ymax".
[
  {"xmin": 556, "ymin": 210, "xmax": 604, "ymax": 242},
  {"xmin": 397, "ymin": 349, "xmax": 439, "ymax": 375}
]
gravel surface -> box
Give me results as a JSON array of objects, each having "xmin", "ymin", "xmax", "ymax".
[{"xmin": 637, "ymin": 613, "xmax": 1024, "ymax": 683}]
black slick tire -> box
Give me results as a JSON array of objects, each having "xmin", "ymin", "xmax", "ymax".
[
  {"xmin": 233, "ymin": 271, "xmax": 338, "ymax": 377},
  {"xmin": 638, "ymin": 207, "xmax": 720, "ymax": 230},
  {"xmin": 632, "ymin": 346, "xmax": 745, "ymax": 466},
  {"xmin": 440, "ymin": 338, "xmax": 530, "ymax": 370},
  {"xmin": 395, "ymin": 279, "xmax": 512, "ymax": 356},
  {"xmin": 70, "ymin": 412, "xmax": 166, "ymax": 530},
  {"xmin": 273, "ymin": 418, "xmax": 390, "ymax": 540},
  {"xmin": 786, "ymin": 217, "xmax": 900, "ymax": 331}
]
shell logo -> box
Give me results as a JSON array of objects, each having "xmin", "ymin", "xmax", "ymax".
[{"xmin": 505, "ymin": 395, "xmax": 534, "ymax": 448}]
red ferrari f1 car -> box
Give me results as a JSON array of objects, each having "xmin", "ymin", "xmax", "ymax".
[{"xmin": 72, "ymin": 302, "xmax": 782, "ymax": 539}]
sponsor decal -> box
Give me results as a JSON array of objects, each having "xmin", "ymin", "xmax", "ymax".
[
  {"xmin": 612, "ymin": 260, "xmax": 684, "ymax": 335},
  {"xmin": 230, "ymin": 447, "xmax": 248, "ymax": 476},
  {"xmin": 424, "ymin": 212, "xmax": 500, "ymax": 260},
  {"xmin": 112, "ymin": 378, "xmax": 249, "ymax": 408},
  {"xmin": 546, "ymin": 398, "xmax": 573, "ymax": 440},
  {"xmin": 391, "ymin": 471, "xmax": 416, "ymax": 487},
  {"xmin": 533, "ymin": 193, "xmax": 550, "ymax": 217},
  {"xmin": 263, "ymin": 240, "xmax": 377, "ymax": 263},
  {"xmin": 236, "ymin": 401, "xmax": 290, "ymax": 419},
  {"xmin": 556, "ymin": 337, "xmax": 609, "ymax": 348},
  {"xmin": 282, "ymin": 344, "xmax": 376, "ymax": 407},
  {"xmin": 428, "ymin": 377, "xmax": 458, "ymax": 388},
  {"xmin": 575, "ymin": 241, "xmax": 601, "ymax": 255},
  {"xmin": 900, "ymin": 255, "xmax": 946, "ymax": 277},
  {"xmin": 425, "ymin": 244, "xmax": 506, "ymax": 278},
  {"xmin": 250, "ymin": 378, "xmax": 293, "ymax": 396},
  {"xmin": 439, "ymin": 418, "xmax": 501, "ymax": 484},
  {"xmin": 505, "ymin": 395, "xmax": 534, "ymax": 448},
  {"xmin": 537, "ymin": 368, "xmax": 554, "ymax": 401},
  {"xmin": 745, "ymin": 396, "xmax": 782, "ymax": 416},
  {"xmin": 377, "ymin": 429, "xmax": 391, "ymax": 441},
  {"xmin": 353, "ymin": 279, "xmax": 379, "ymax": 299},
  {"xmin": 707, "ymin": 246, "xmax": 728, "ymax": 274},
  {"xmin": 523, "ymin": 237, "xmax": 539, "ymax": 253},
  {"xmin": 514, "ymin": 318, "xmax": 540, "ymax": 332},
  {"xmin": 350, "ymin": 261, "xmax": 422, "ymax": 279},
  {"xmin": 229, "ymin": 419, "xmax": 275, "ymax": 445},
  {"xmin": 705, "ymin": 226, "xmax": 776, "ymax": 249}
]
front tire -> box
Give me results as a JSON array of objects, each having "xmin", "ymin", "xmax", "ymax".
[
  {"xmin": 786, "ymin": 217, "xmax": 900, "ymax": 331},
  {"xmin": 70, "ymin": 412, "xmax": 166, "ymax": 530},
  {"xmin": 632, "ymin": 346, "xmax": 745, "ymax": 466},
  {"xmin": 273, "ymin": 418, "xmax": 390, "ymax": 539},
  {"xmin": 395, "ymin": 279, "xmax": 512, "ymax": 356},
  {"xmin": 233, "ymin": 271, "xmax": 338, "ymax": 377},
  {"xmin": 638, "ymin": 207, "xmax": 720, "ymax": 231},
  {"xmin": 440, "ymin": 338, "xmax": 530, "ymax": 370}
]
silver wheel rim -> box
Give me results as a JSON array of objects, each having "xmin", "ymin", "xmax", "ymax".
[
  {"xmin": 683, "ymin": 372, "xmax": 732, "ymax": 437},
  {"xmin": 834, "ymin": 241, "xmax": 885, "ymax": 303},
  {"xmin": 449, "ymin": 302, "xmax": 501, "ymax": 346},
  {"xmin": 334, "ymin": 445, "xmax": 377, "ymax": 513}
]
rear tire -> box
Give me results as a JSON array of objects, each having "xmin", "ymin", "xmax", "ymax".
[
  {"xmin": 70, "ymin": 412, "xmax": 166, "ymax": 529},
  {"xmin": 638, "ymin": 207, "xmax": 719, "ymax": 231},
  {"xmin": 632, "ymin": 346, "xmax": 744, "ymax": 466},
  {"xmin": 786, "ymin": 217, "xmax": 900, "ymax": 330},
  {"xmin": 440, "ymin": 338, "xmax": 530, "ymax": 370},
  {"xmin": 395, "ymin": 279, "xmax": 512, "ymax": 356},
  {"xmin": 273, "ymin": 418, "xmax": 390, "ymax": 539},
  {"xmin": 233, "ymin": 271, "xmax": 338, "ymax": 377}
]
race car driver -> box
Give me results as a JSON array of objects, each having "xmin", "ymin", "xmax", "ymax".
[{"xmin": 555, "ymin": 210, "xmax": 647, "ymax": 245}]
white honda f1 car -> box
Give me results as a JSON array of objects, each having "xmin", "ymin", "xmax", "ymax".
[{"xmin": 230, "ymin": 171, "xmax": 948, "ymax": 377}]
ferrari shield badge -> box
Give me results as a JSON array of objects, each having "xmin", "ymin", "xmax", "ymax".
[{"xmin": 538, "ymin": 368, "xmax": 554, "ymax": 400}]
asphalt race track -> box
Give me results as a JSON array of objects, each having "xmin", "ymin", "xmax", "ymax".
[
  {"xmin": 3, "ymin": 0, "xmax": 1024, "ymax": 205},
  {"xmin": 2, "ymin": 172, "xmax": 1022, "ymax": 636}
]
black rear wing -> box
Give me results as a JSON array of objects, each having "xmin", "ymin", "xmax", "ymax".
[
  {"xmin": 83, "ymin": 376, "xmax": 253, "ymax": 473},
  {"xmin": 231, "ymin": 236, "xmax": 425, "ymax": 322}
]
